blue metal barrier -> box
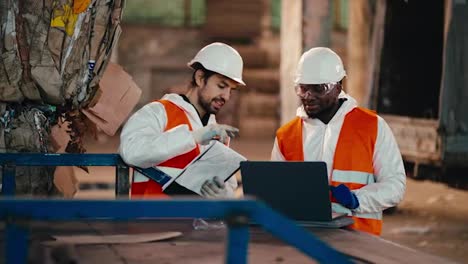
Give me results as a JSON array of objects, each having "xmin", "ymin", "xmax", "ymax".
[
  {"xmin": 0, "ymin": 153, "xmax": 130, "ymax": 197},
  {"xmin": 0, "ymin": 198, "xmax": 352, "ymax": 264},
  {"xmin": 0, "ymin": 153, "xmax": 352, "ymax": 263}
]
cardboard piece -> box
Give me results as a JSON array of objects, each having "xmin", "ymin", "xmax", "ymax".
[
  {"xmin": 50, "ymin": 120, "xmax": 79, "ymax": 198},
  {"xmin": 82, "ymin": 62, "xmax": 142, "ymax": 136},
  {"xmin": 50, "ymin": 121, "xmax": 71, "ymax": 152},
  {"xmin": 43, "ymin": 232, "xmax": 182, "ymax": 246},
  {"xmin": 53, "ymin": 166, "xmax": 79, "ymax": 198}
]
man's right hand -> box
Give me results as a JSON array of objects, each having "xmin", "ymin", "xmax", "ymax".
[{"xmin": 192, "ymin": 124, "xmax": 239, "ymax": 145}]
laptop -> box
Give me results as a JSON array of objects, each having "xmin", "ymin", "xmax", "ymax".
[{"xmin": 240, "ymin": 161, "xmax": 353, "ymax": 228}]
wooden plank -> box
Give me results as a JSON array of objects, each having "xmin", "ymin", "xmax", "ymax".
[
  {"xmin": 280, "ymin": 0, "xmax": 302, "ymax": 125},
  {"xmin": 204, "ymin": 20, "xmax": 262, "ymax": 30},
  {"xmin": 302, "ymin": 0, "xmax": 332, "ymax": 49},
  {"xmin": 204, "ymin": 17, "xmax": 262, "ymax": 26},
  {"xmin": 310, "ymin": 228, "xmax": 451, "ymax": 264},
  {"xmin": 21, "ymin": 222, "xmax": 454, "ymax": 264},
  {"xmin": 207, "ymin": 6, "xmax": 263, "ymax": 13},
  {"xmin": 204, "ymin": 0, "xmax": 263, "ymax": 39},
  {"xmin": 76, "ymin": 241, "xmax": 318, "ymax": 263},
  {"xmin": 239, "ymin": 92, "xmax": 279, "ymax": 118},
  {"xmin": 203, "ymin": 27, "xmax": 261, "ymax": 39},
  {"xmin": 347, "ymin": 0, "xmax": 372, "ymax": 107},
  {"xmin": 368, "ymin": 0, "xmax": 388, "ymax": 109},
  {"xmin": 380, "ymin": 114, "xmax": 441, "ymax": 163},
  {"xmin": 45, "ymin": 232, "xmax": 182, "ymax": 245},
  {"xmin": 243, "ymin": 69, "xmax": 280, "ymax": 94},
  {"xmin": 183, "ymin": 0, "xmax": 191, "ymax": 27},
  {"xmin": 207, "ymin": 1, "xmax": 262, "ymax": 10},
  {"xmin": 233, "ymin": 45, "xmax": 269, "ymax": 68},
  {"xmin": 238, "ymin": 116, "xmax": 278, "ymax": 139}
]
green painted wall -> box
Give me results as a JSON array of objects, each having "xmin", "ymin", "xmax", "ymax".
[{"xmin": 123, "ymin": 0, "xmax": 206, "ymax": 26}]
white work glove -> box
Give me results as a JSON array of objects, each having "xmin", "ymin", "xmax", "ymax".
[
  {"xmin": 192, "ymin": 124, "xmax": 239, "ymax": 145},
  {"xmin": 200, "ymin": 176, "xmax": 228, "ymax": 198}
]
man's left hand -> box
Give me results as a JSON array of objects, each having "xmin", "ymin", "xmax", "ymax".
[
  {"xmin": 330, "ymin": 184, "xmax": 360, "ymax": 209},
  {"xmin": 200, "ymin": 176, "xmax": 227, "ymax": 198}
]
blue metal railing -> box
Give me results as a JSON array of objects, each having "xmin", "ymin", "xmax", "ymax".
[
  {"xmin": 0, "ymin": 199, "xmax": 352, "ymax": 264},
  {"xmin": 0, "ymin": 153, "xmax": 130, "ymax": 197},
  {"xmin": 0, "ymin": 153, "xmax": 352, "ymax": 263}
]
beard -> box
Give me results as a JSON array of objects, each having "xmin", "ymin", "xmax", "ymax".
[
  {"xmin": 302, "ymin": 99, "xmax": 322, "ymax": 117},
  {"xmin": 303, "ymin": 97, "xmax": 343, "ymax": 120},
  {"xmin": 199, "ymin": 95, "xmax": 225, "ymax": 115}
]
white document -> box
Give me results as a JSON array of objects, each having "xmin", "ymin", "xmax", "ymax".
[{"xmin": 162, "ymin": 141, "xmax": 247, "ymax": 195}]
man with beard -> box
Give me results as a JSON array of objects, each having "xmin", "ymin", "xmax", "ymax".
[
  {"xmin": 271, "ymin": 47, "xmax": 406, "ymax": 236},
  {"xmin": 120, "ymin": 42, "xmax": 244, "ymax": 198}
]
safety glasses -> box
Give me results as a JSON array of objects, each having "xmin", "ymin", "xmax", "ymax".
[{"xmin": 295, "ymin": 82, "xmax": 341, "ymax": 98}]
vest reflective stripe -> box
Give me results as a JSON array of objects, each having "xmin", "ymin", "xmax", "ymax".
[
  {"xmin": 331, "ymin": 170, "xmax": 375, "ymax": 186},
  {"xmin": 331, "ymin": 170, "xmax": 375, "ymax": 191},
  {"xmin": 332, "ymin": 203, "xmax": 382, "ymax": 220},
  {"xmin": 276, "ymin": 107, "xmax": 383, "ymax": 235},
  {"xmin": 131, "ymin": 100, "xmax": 200, "ymax": 198}
]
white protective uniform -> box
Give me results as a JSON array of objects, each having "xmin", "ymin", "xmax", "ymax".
[
  {"xmin": 271, "ymin": 92, "xmax": 406, "ymax": 214},
  {"xmin": 119, "ymin": 93, "xmax": 238, "ymax": 197}
]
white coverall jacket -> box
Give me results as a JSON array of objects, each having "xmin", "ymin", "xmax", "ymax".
[
  {"xmin": 119, "ymin": 93, "xmax": 238, "ymax": 197},
  {"xmin": 271, "ymin": 92, "xmax": 406, "ymax": 214}
]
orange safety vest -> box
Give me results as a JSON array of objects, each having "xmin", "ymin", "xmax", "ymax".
[
  {"xmin": 131, "ymin": 100, "xmax": 200, "ymax": 198},
  {"xmin": 276, "ymin": 107, "xmax": 383, "ymax": 235}
]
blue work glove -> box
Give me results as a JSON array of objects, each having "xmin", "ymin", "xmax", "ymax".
[{"xmin": 330, "ymin": 184, "xmax": 360, "ymax": 209}]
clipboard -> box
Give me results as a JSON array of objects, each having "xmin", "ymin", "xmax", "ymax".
[
  {"xmin": 162, "ymin": 141, "xmax": 246, "ymax": 195},
  {"xmin": 132, "ymin": 141, "xmax": 246, "ymax": 195}
]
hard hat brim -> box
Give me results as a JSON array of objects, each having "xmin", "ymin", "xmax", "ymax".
[
  {"xmin": 187, "ymin": 62, "xmax": 246, "ymax": 86},
  {"xmin": 294, "ymin": 73, "xmax": 346, "ymax": 85}
]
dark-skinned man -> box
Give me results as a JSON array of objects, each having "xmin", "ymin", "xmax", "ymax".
[{"xmin": 271, "ymin": 47, "xmax": 406, "ymax": 236}]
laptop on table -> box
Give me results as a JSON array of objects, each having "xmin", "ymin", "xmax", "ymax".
[{"xmin": 240, "ymin": 161, "xmax": 354, "ymax": 228}]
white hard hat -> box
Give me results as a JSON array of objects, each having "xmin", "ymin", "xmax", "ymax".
[
  {"xmin": 188, "ymin": 42, "xmax": 245, "ymax": 85},
  {"xmin": 295, "ymin": 47, "xmax": 346, "ymax": 85}
]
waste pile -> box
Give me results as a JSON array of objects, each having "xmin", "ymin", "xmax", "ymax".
[{"xmin": 0, "ymin": 0, "xmax": 126, "ymax": 195}]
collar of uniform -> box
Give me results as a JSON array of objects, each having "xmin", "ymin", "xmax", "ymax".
[
  {"xmin": 178, "ymin": 94, "xmax": 210, "ymax": 126},
  {"xmin": 296, "ymin": 91, "xmax": 358, "ymax": 124}
]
